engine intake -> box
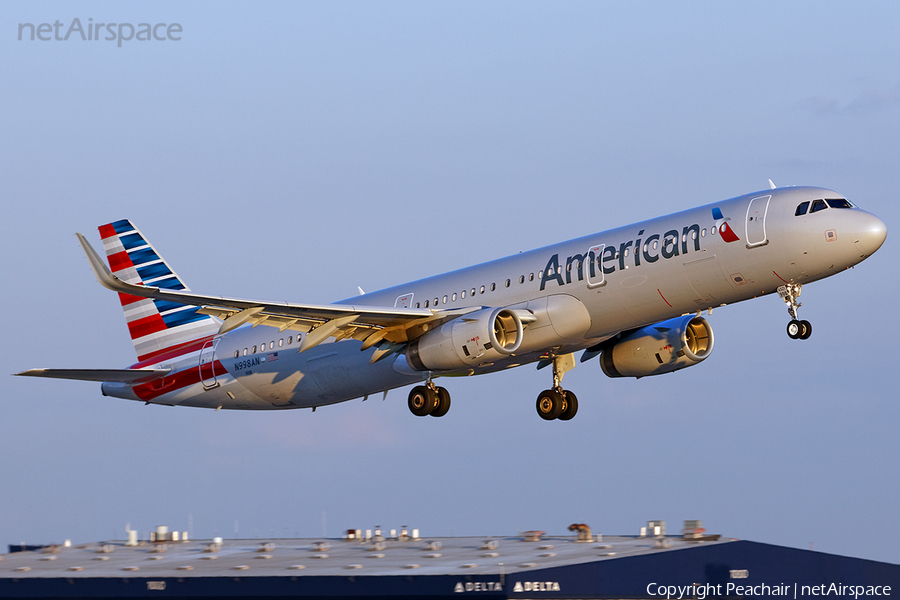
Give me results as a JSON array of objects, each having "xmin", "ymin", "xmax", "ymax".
[
  {"xmin": 406, "ymin": 307, "xmax": 524, "ymax": 371},
  {"xmin": 600, "ymin": 315, "xmax": 714, "ymax": 378}
]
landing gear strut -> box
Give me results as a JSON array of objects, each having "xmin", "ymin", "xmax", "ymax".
[
  {"xmin": 778, "ymin": 283, "xmax": 812, "ymax": 340},
  {"xmin": 408, "ymin": 379, "xmax": 451, "ymax": 417},
  {"xmin": 536, "ymin": 353, "xmax": 579, "ymax": 421}
]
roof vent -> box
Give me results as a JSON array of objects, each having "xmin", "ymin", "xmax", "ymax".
[
  {"xmin": 152, "ymin": 526, "xmax": 169, "ymax": 543},
  {"xmin": 682, "ymin": 520, "xmax": 705, "ymax": 538},
  {"xmin": 568, "ymin": 523, "xmax": 593, "ymax": 542},
  {"xmin": 681, "ymin": 519, "xmax": 721, "ymax": 542},
  {"xmin": 522, "ymin": 530, "xmax": 545, "ymax": 542}
]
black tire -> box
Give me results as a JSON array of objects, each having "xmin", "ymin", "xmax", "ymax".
[
  {"xmin": 430, "ymin": 387, "xmax": 451, "ymax": 417},
  {"xmin": 408, "ymin": 385, "xmax": 435, "ymax": 417},
  {"xmin": 787, "ymin": 319, "xmax": 802, "ymax": 339},
  {"xmin": 558, "ymin": 390, "xmax": 578, "ymax": 421},
  {"xmin": 799, "ymin": 320, "xmax": 812, "ymax": 340},
  {"xmin": 536, "ymin": 389, "xmax": 563, "ymax": 420}
]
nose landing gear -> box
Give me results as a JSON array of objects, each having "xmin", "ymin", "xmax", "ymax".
[{"xmin": 778, "ymin": 283, "xmax": 812, "ymax": 340}]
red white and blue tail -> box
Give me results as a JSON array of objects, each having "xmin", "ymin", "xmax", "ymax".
[{"xmin": 98, "ymin": 220, "xmax": 220, "ymax": 363}]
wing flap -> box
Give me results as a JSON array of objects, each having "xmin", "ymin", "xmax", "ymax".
[{"xmin": 15, "ymin": 368, "xmax": 171, "ymax": 384}]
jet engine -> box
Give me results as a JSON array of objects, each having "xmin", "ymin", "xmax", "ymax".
[
  {"xmin": 406, "ymin": 307, "xmax": 524, "ymax": 371},
  {"xmin": 599, "ymin": 315, "xmax": 714, "ymax": 378}
]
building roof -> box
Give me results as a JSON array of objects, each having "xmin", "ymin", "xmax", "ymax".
[{"xmin": 1, "ymin": 532, "xmax": 728, "ymax": 579}]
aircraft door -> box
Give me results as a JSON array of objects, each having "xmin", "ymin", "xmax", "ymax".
[
  {"xmin": 199, "ymin": 338, "xmax": 220, "ymax": 390},
  {"xmin": 586, "ymin": 244, "xmax": 606, "ymax": 288},
  {"xmin": 395, "ymin": 293, "xmax": 414, "ymax": 308},
  {"xmin": 745, "ymin": 195, "xmax": 771, "ymax": 247}
]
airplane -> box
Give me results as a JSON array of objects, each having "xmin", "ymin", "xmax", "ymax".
[{"xmin": 16, "ymin": 183, "xmax": 887, "ymax": 421}]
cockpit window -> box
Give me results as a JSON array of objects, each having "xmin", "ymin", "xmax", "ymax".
[
  {"xmin": 826, "ymin": 198, "xmax": 853, "ymax": 209},
  {"xmin": 810, "ymin": 199, "xmax": 828, "ymax": 213},
  {"xmin": 795, "ymin": 201, "xmax": 810, "ymax": 216}
]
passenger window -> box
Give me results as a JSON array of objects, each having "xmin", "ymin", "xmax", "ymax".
[
  {"xmin": 461, "ymin": 291, "xmax": 466, "ymax": 299},
  {"xmin": 415, "ymin": 302, "xmax": 420, "ymax": 308},
  {"xmin": 252, "ymin": 345, "xmax": 257, "ymax": 353},
  {"xmin": 278, "ymin": 339, "xmax": 283, "ymax": 347},
  {"xmin": 434, "ymin": 297, "xmax": 439, "ymax": 306},
  {"xmin": 810, "ymin": 199, "xmax": 827, "ymax": 213},
  {"xmin": 529, "ymin": 273, "xmax": 534, "ymax": 281},
  {"xmin": 505, "ymin": 279, "xmax": 511, "ymax": 288},
  {"xmin": 795, "ymin": 201, "xmax": 810, "ymax": 216},
  {"xmin": 270, "ymin": 341, "xmax": 275, "ymax": 350},
  {"xmin": 480, "ymin": 285, "xmax": 485, "ymax": 294},
  {"xmin": 234, "ymin": 351, "xmax": 239, "ymax": 358},
  {"xmin": 288, "ymin": 336, "xmax": 293, "ymax": 345},
  {"xmin": 471, "ymin": 288, "xmax": 476, "ymax": 296},
  {"xmin": 519, "ymin": 275, "xmax": 525, "ymax": 284},
  {"xmin": 826, "ymin": 198, "xmax": 853, "ymax": 209},
  {"xmin": 243, "ymin": 348, "xmax": 248, "ymax": 356},
  {"xmin": 490, "ymin": 283, "xmax": 496, "ymax": 291},
  {"xmin": 443, "ymin": 295, "xmax": 448, "ymax": 303},
  {"xmin": 452, "ymin": 293, "xmax": 457, "ymax": 301},
  {"xmin": 424, "ymin": 300, "xmax": 429, "ymax": 308}
]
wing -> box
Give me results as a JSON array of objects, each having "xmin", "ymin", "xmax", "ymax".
[
  {"xmin": 15, "ymin": 368, "xmax": 171, "ymax": 384},
  {"xmin": 77, "ymin": 233, "xmax": 471, "ymax": 356}
]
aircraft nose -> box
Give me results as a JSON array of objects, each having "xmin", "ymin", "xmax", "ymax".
[{"xmin": 853, "ymin": 211, "xmax": 887, "ymax": 257}]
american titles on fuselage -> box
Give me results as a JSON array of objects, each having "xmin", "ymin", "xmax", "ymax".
[{"xmin": 540, "ymin": 215, "xmax": 727, "ymax": 292}]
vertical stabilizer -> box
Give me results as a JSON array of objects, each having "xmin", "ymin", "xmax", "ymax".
[{"xmin": 97, "ymin": 220, "xmax": 220, "ymax": 363}]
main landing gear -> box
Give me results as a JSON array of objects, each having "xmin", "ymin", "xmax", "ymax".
[
  {"xmin": 535, "ymin": 353, "xmax": 578, "ymax": 421},
  {"xmin": 778, "ymin": 283, "xmax": 812, "ymax": 340},
  {"xmin": 408, "ymin": 380, "xmax": 451, "ymax": 418}
]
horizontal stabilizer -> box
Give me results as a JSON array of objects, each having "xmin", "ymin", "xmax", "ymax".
[{"xmin": 14, "ymin": 368, "xmax": 171, "ymax": 384}]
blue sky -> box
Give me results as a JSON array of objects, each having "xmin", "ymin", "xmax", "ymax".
[{"xmin": 2, "ymin": 1, "xmax": 898, "ymax": 563}]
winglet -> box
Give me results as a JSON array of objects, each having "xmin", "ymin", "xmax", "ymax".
[{"xmin": 76, "ymin": 232, "xmax": 127, "ymax": 293}]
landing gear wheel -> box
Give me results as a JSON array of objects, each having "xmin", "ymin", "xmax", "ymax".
[
  {"xmin": 799, "ymin": 320, "xmax": 812, "ymax": 340},
  {"xmin": 558, "ymin": 390, "xmax": 578, "ymax": 421},
  {"xmin": 787, "ymin": 319, "xmax": 802, "ymax": 339},
  {"xmin": 536, "ymin": 389, "xmax": 563, "ymax": 420},
  {"xmin": 408, "ymin": 385, "xmax": 435, "ymax": 417},
  {"xmin": 429, "ymin": 387, "xmax": 451, "ymax": 417}
]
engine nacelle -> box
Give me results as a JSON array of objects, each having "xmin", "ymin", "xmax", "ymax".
[
  {"xmin": 600, "ymin": 315, "xmax": 714, "ymax": 378},
  {"xmin": 406, "ymin": 307, "xmax": 524, "ymax": 371}
]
